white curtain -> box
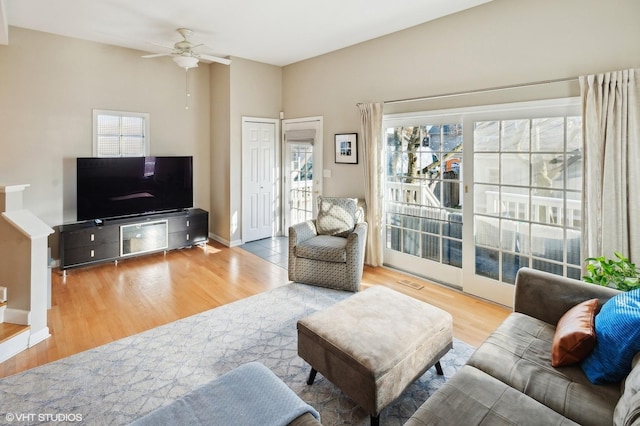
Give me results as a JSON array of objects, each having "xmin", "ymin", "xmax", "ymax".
[
  {"xmin": 357, "ymin": 102, "xmax": 384, "ymax": 266},
  {"xmin": 580, "ymin": 68, "xmax": 640, "ymax": 264}
]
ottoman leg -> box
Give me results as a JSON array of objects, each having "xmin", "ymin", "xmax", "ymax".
[
  {"xmin": 307, "ymin": 368, "xmax": 318, "ymax": 385},
  {"xmin": 435, "ymin": 361, "xmax": 444, "ymax": 375},
  {"xmin": 371, "ymin": 414, "xmax": 379, "ymax": 426}
]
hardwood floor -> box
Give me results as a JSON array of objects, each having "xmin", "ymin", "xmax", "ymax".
[{"xmin": 0, "ymin": 239, "xmax": 510, "ymax": 379}]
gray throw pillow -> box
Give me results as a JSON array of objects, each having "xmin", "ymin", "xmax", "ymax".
[{"xmin": 316, "ymin": 197, "xmax": 357, "ymax": 237}]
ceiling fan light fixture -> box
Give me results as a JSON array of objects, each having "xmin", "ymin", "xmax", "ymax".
[{"xmin": 173, "ymin": 55, "xmax": 199, "ymax": 69}]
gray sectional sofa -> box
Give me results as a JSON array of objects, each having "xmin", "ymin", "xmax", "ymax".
[{"xmin": 405, "ymin": 267, "xmax": 639, "ymax": 426}]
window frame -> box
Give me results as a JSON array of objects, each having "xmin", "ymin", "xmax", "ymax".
[{"xmin": 92, "ymin": 109, "xmax": 150, "ymax": 157}]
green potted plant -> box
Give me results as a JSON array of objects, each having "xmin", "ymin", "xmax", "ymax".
[{"xmin": 583, "ymin": 251, "xmax": 640, "ymax": 291}]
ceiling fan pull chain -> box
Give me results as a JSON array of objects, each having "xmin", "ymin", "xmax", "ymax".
[{"xmin": 185, "ymin": 68, "xmax": 191, "ymax": 110}]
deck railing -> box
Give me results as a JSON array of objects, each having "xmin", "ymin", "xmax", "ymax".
[
  {"xmin": 386, "ymin": 181, "xmax": 580, "ymax": 228},
  {"xmin": 385, "ymin": 182, "xmax": 581, "ymax": 274},
  {"xmin": 484, "ymin": 190, "xmax": 581, "ymax": 227}
]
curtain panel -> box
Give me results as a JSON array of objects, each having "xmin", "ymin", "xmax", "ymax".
[
  {"xmin": 357, "ymin": 102, "xmax": 384, "ymax": 266},
  {"xmin": 580, "ymin": 68, "xmax": 640, "ymax": 264}
]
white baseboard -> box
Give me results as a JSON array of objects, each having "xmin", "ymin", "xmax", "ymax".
[
  {"xmin": 4, "ymin": 308, "xmax": 30, "ymax": 325},
  {"xmin": 29, "ymin": 327, "xmax": 51, "ymax": 347},
  {"xmin": 229, "ymin": 239, "xmax": 243, "ymax": 247},
  {"xmin": 209, "ymin": 233, "xmax": 232, "ymax": 247},
  {"xmin": 0, "ymin": 328, "xmax": 29, "ymax": 363}
]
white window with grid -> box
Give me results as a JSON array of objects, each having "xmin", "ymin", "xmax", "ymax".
[{"xmin": 93, "ymin": 110, "xmax": 149, "ymax": 157}]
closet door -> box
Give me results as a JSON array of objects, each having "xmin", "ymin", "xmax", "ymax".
[{"xmin": 242, "ymin": 119, "xmax": 277, "ymax": 242}]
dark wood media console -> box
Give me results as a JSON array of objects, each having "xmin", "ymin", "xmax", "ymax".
[{"xmin": 58, "ymin": 208, "xmax": 208, "ymax": 272}]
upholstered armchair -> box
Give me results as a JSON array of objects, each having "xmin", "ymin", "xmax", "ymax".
[{"xmin": 288, "ymin": 197, "xmax": 367, "ymax": 292}]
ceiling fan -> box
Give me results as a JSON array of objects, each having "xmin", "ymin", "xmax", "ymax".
[{"xmin": 142, "ymin": 28, "xmax": 231, "ymax": 69}]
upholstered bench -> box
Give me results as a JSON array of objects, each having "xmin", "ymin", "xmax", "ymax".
[
  {"xmin": 297, "ymin": 285, "xmax": 453, "ymax": 425},
  {"xmin": 131, "ymin": 362, "xmax": 321, "ymax": 426}
]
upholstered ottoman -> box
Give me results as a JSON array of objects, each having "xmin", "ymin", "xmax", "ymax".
[{"xmin": 297, "ymin": 285, "xmax": 453, "ymax": 425}]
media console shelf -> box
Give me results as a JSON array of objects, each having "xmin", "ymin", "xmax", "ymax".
[{"xmin": 58, "ymin": 208, "xmax": 208, "ymax": 273}]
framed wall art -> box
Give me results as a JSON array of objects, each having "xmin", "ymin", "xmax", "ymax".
[{"xmin": 334, "ymin": 133, "xmax": 358, "ymax": 164}]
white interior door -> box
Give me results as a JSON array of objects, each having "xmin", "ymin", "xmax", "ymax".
[
  {"xmin": 242, "ymin": 118, "xmax": 278, "ymax": 243},
  {"xmin": 282, "ymin": 117, "xmax": 323, "ymax": 235}
]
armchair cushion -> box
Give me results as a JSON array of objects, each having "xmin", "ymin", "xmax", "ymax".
[
  {"xmin": 296, "ymin": 235, "xmax": 348, "ymax": 263},
  {"xmin": 316, "ymin": 197, "xmax": 358, "ymax": 237}
]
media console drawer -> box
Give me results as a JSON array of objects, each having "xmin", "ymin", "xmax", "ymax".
[
  {"xmin": 168, "ymin": 209, "xmax": 208, "ymax": 249},
  {"xmin": 63, "ymin": 243, "xmax": 120, "ymax": 267},
  {"xmin": 62, "ymin": 226, "xmax": 119, "ymax": 249},
  {"xmin": 59, "ymin": 208, "xmax": 209, "ymax": 272}
]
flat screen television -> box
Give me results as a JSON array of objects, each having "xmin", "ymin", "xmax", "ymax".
[{"xmin": 77, "ymin": 156, "xmax": 193, "ymax": 221}]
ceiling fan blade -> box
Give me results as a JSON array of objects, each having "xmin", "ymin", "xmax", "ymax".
[
  {"xmin": 151, "ymin": 42, "xmax": 175, "ymax": 50},
  {"xmin": 197, "ymin": 53, "xmax": 232, "ymax": 65},
  {"xmin": 142, "ymin": 53, "xmax": 173, "ymax": 58}
]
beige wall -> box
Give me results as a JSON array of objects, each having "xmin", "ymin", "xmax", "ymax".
[
  {"xmin": 0, "ymin": 27, "xmax": 281, "ymax": 254},
  {"xmin": 209, "ymin": 57, "xmax": 282, "ymax": 244},
  {"xmin": 282, "ymin": 0, "xmax": 640, "ymax": 198},
  {"xmin": 0, "ymin": 27, "xmax": 211, "ymax": 258},
  {"xmin": 210, "ymin": 63, "xmax": 231, "ymax": 242}
]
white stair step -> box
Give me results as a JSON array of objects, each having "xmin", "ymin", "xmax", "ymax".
[{"xmin": 0, "ymin": 323, "xmax": 30, "ymax": 363}]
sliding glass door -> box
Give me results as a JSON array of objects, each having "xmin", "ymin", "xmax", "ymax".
[
  {"xmin": 384, "ymin": 99, "xmax": 582, "ymax": 306},
  {"xmin": 383, "ymin": 117, "xmax": 464, "ymax": 287},
  {"xmin": 465, "ymin": 111, "xmax": 583, "ymax": 305}
]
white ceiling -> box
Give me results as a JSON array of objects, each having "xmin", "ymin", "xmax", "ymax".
[{"xmin": 1, "ymin": 0, "xmax": 492, "ymax": 66}]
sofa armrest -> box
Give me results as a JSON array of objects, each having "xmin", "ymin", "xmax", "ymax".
[
  {"xmin": 514, "ymin": 267, "xmax": 620, "ymax": 325},
  {"xmin": 288, "ymin": 221, "xmax": 318, "ymax": 282},
  {"xmin": 348, "ymin": 222, "xmax": 368, "ymax": 242},
  {"xmin": 289, "ymin": 220, "xmax": 318, "ymax": 246},
  {"xmin": 346, "ymin": 222, "xmax": 368, "ymax": 263}
]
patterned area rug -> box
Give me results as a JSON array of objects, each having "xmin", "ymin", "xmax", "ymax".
[{"xmin": 0, "ymin": 283, "xmax": 475, "ymax": 425}]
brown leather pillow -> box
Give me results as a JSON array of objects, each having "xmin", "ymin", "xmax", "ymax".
[{"xmin": 551, "ymin": 298, "xmax": 599, "ymax": 367}]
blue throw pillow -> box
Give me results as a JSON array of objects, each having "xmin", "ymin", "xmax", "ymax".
[{"xmin": 581, "ymin": 289, "xmax": 640, "ymax": 384}]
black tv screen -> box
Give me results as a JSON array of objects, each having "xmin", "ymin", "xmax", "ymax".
[{"xmin": 77, "ymin": 156, "xmax": 193, "ymax": 221}]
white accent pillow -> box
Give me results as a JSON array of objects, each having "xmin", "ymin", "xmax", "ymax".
[{"xmin": 316, "ymin": 197, "xmax": 357, "ymax": 237}]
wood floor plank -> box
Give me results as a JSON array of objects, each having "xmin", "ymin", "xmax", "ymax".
[{"xmin": 0, "ymin": 240, "xmax": 509, "ymax": 379}]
